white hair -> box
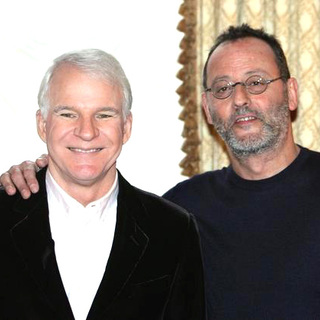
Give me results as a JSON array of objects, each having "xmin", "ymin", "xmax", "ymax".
[{"xmin": 38, "ymin": 49, "xmax": 132, "ymax": 119}]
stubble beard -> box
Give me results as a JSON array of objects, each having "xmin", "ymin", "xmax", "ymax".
[{"xmin": 210, "ymin": 99, "xmax": 290, "ymax": 160}]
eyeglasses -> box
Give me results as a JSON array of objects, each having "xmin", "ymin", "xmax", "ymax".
[{"xmin": 205, "ymin": 75, "xmax": 284, "ymax": 100}]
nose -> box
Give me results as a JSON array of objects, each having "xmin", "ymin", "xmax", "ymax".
[
  {"xmin": 232, "ymin": 83, "xmax": 250, "ymax": 109},
  {"xmin": 74, "ymin": 116, "xmax": 99, "ymax": 140}
]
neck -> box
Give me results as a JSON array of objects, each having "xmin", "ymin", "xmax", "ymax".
[
  {"xmin": 48, "ymin": 166, "xmax": 117, "ymax": 207},
  {"xmin": 229, "ymin": 139, "xmax": 300, "ymax": 180},
  {"xmin": 64, "ymin": 181, "xmax": 116, "ymax": 206}
]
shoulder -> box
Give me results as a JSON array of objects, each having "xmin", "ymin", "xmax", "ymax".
[
  {"xmin": 163, "ymin": 168, "xmax": 228, "ymax": 199},
  {"xmin": 118, "ymin": 175, "xmax": 198, "ymax": 242},
  {"xmin": 302, "ymin": 147, "xmax": 320, "ymax": 161},
  {"xmin": 0, "ymin": 189, "xmax": 26, "ymax": 229},
  {"xmin": 295, "ymin": 147, "xmax": 320, "ymax": 174},
  {"xmin": 118, "ymin": 172, "xmax": 192, "ymax": 218},
  {"xmin": 0, "ymin": 188, "xmax": 21, "ymax": 211},
  {"xmin": 0, "ymin": 170, "xmax": 47, "ymax": 225},
  {"xmin": 127, "ymin": 185, "xmax": 201, "ymax": 253},
  {"xmin": 133, "ymin": 185, "xmax": 194, "ymax": 225}
]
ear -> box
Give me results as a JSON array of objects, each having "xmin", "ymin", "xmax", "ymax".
[
  {"xmin": 122, "ymin": 112, "xmax": 132, "ymax": 145},
  {"xmin": 36, "ymin": 109, "xmax": 47, "ymax": 143},
  {"xmin": 202, "ymin": 92, "xmax": 214, "ymax": 125},
  {"xmin": 287, "ymin": 77, "xmax": 298, "ymax": 111}
]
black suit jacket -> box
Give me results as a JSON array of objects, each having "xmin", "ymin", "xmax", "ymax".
[{"xmin": 0, "ymin": 169, "xmax": 205, "ymax": 320}]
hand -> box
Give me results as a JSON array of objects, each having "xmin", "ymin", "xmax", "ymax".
[{"xmin": 0, "ymin": 154, "xmax": 48, "ymax": 199}]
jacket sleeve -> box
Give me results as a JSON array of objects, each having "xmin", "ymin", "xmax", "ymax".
[{"xmin": 164, "ymin": 214, "xmax": 206, "ymax": 320}]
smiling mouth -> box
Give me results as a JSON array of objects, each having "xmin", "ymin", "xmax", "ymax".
[
  {"xmin": 68, "ymin": 148, "xmax": 103, "ymax": 153},
  {"xmin": 235, "ymin": 116, "xmax": 256, "ymax": 123}
]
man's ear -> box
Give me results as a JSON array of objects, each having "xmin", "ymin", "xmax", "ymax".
[
  {"xmin": 122, "ymin": 112, "xmax": 132, "ymax": 145},
  {"xmin": 36, "ymin": 109, "xmax": 47, "ymax": 143},
  {"xmin": 202, "ymin": 92, "xmax": 214, "ymax": 125},
  {"xmin": 287, "ymin": 77, "xmax": 298, "ymax": 111}
]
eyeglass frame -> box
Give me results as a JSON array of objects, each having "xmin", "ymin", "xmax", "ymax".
[{"xmin": 204, "ymin": 75, "xmax": 285, "ymax": 100}]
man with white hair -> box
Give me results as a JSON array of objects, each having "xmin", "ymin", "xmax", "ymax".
[
  {"xmin": 0, "ymin": 49, "xmax": 205, "ymax": 320},
  {"xmin": 6, "ymin": 24, "xmax": 320, "ymax": 320},
  {"xmin": 6, "ymin": 24, "xmax": 320, "ymax": 319}
]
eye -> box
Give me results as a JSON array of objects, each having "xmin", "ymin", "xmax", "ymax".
[
  {"xmin": 249, "ymin": 80, "xmax": 263, "ymax": 86},
  {"xmin": 96, "ymin": 113, "xmax": 112, "ymax": 119},
  {"xmin": 246, "ymin": 76, "xmax": 265, "ymax": 87},
  {"xmin": 213, "ymin": 83, "xmax": 230, "ymax": 94},
  {"xmin": 216, "ymin": 86, "xmax": 229, "ymax": 93},
  {"xmin": 59, "ymin": 112, "xmax": 77, "ymax": 118}
]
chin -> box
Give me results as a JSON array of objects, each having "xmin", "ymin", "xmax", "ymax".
[{"xmin": 70, "ymin": 167, "xmax": 101, "ymax": 179}]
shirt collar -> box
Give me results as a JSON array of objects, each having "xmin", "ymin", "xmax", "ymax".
[{"xmin": 46, "ymin": 170, "xmax": 119, "ymax": 218}]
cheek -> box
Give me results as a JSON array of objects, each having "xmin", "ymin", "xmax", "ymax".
[
  {"xmin": 101, "ymin": 124, "xmax": 126, "ymax": 144},
  {"xmin": 253, "ymin": 88, "xmax": 285, "ymax": 109},
  {"xmin": 45, "ymin": 124, "xmax": 74, "ymax": 145},
  {"xmin": 211, "ymin": 104, "xmax": 231, "ymax": 123}
]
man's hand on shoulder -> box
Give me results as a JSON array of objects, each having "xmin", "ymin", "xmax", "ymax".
[{"xmin": 0, "ymin": 155, "xmax": 48, "ymax": 199}]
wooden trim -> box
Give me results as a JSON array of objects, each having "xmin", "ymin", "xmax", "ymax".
[{"xmin": 176, "ymin": 0, "xmax": 200, "ymax": 177}]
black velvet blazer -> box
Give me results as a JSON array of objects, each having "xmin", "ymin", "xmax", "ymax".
[{"xmin": 0, "ymin": 169, "xmax": 205, "ymax": 320}]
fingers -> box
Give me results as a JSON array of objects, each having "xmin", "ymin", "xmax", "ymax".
[
  {"xmin": 35, "ymin": 154, "xmax": 48, "ymax": 169},
  {"xmin": 0, "ymin": 161, "xmax": 40, "ymax": 199},
  {"xmin": 0, "ymin": 172, "xmax": 17, "ymax": 196}
]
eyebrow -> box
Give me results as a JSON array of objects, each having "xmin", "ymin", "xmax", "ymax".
[
  {"xmin": 53, "ymin": 106, "xmax": 120, "ymax": 114},
  {"xmin": 244, "ymin": 69, "xmax": 270, "ymax": 77},
  {"xmin": 211, "ymin": 69, "xmax": 271, "ymax": 84},
  {"xmin": 53, "ymin": 106, "xmax": 75, "ymax": 113}
]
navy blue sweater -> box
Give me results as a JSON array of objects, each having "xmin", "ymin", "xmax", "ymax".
[{"xmin": 164, "ymin": 147, "xmax": 320, "ymax": 320}]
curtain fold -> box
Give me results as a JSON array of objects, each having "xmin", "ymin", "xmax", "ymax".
[{"xmin": 177, "ymin": 0, "xmax": 320, "ymax": 176}]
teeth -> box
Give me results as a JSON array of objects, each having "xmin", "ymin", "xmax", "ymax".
[
  {"xmin": 69, "ymin": 148, "xmax": 101, "ymax": 153},
  {"xmin": 236, "ymin": 116, "xmax": 255, "ymax": 122}
]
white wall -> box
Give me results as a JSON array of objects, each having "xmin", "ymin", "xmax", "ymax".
[{"xmin": 0, "ymin": 0, "xmax": 187, "ymax": 195}]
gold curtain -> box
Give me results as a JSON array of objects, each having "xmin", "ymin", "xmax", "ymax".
[{"xmin": 177, "ymin": 0, "xmax": 320, "ymax": 177}]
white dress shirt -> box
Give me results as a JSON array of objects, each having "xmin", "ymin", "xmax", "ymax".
[{"xmin": 46, "ymin": 171, "xmax": 118, "ymax": 320}]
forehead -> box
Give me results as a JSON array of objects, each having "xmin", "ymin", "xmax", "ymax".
[
  {"xmin": 49, "ymin": 65, "xmax": 123, "ymax": 107},
  {"xmin": 206, "ymin": 37, "xmax": 279, "ymax": 82}
]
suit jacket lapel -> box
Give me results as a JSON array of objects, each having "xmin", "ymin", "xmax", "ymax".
[
  {"xmin": 10, "ymin": 169, "xmax": 74, "ymax": 319},
  {"xmin": 87, "ymin": 172, "xmax": 149, "ymax": 320},
  {"xmin": 9, "ymin": 169, "xmax": 150, "ymax": 320}
]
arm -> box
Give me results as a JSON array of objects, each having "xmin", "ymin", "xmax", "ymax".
[{"xmin": 0, "ymin": 155, "xmax": 48, "ymax": 199}]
